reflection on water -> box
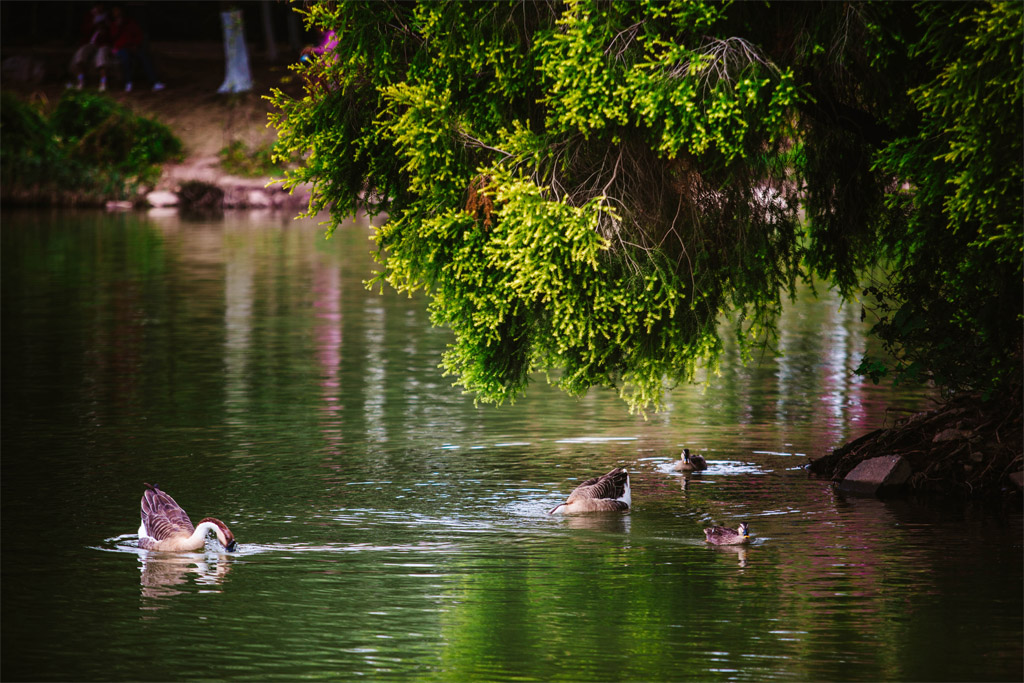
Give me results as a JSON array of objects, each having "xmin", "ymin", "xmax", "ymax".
[
  {"xmin": 707, "ymin": 543, "xmax": 750, "ymax": 568},
  {"xmin": 2, "ymin": 209, "xmax": 1020, "ymax": 682},
  {"xmin": 139, "ymin": 551, "xmax": 233, "ymax": 602}
]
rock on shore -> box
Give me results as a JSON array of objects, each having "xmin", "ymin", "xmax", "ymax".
[
  {"xmin": 148, "ymin": 156, "xmax": 311, "ymax": 211},
  {"xmin": 810, "ymin": 389, "xmax": 1023, "ymax": 499}
]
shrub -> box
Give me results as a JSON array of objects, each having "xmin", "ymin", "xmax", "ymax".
[{"xmin": 1, "ymin": 90, "xmax": 183, "ymax": 204}]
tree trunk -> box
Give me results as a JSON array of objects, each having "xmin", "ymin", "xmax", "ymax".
[
  {"xmin": 218, "ymin": 8, "xmax": 252, "ymax": 93},
  {"xmin": 287, "ymin": 11, "xmax": 302, "ymax": 52},
  {"xmin": 260, "ymin": 1, "xmax": 277, "ymax": 63}
]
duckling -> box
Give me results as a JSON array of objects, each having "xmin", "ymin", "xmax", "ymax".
[
  {"xmin": 549, "ymin": 467, "xmax": 631, "ymax": 514},
  {"xmin": 672, "ymin": 448, "xmax": 707, "ymax": 472},
  {"xmin": 703, "ymin": 522, "xmax": 750, "ymax": 545}
]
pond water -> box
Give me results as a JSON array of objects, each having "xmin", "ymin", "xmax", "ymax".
[{"xmin": 2, "ymin": 209, "xmax": 1021, "ymax": 681}]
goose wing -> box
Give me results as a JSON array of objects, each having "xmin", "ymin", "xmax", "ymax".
[
  {"xmin": 141, "ymin": 483, "xmax": 194, "ymax": 540},
  {"xmin": 565, "ymin": 468, "xmax": 628, "ymax": 503},
  {"xmin": 575, "ymin": 498, "xmax": 630, "ymax": 511}
]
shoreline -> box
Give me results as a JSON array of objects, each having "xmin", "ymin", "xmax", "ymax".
[
  {"xmin": 3, "ymin": 40, "xmax": 310, "ymax": 212},
  {"xmin": 144, "ymin": 154, "xmax": 311, "ymax": 213}
]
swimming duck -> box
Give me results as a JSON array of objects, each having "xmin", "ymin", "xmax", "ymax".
[
  {"xmin": 549, "ymin": 467, "xmax": 631, "ymax": 514},
  {"xmin": 703, "ymin": 522, "xmax": 750, "ymax": 545},
  {"xmin": 137, "ymin": 483, "xmax": 237, "ymax": 552},
  {"xmin": 673, "ymin": 448, "xmax": 707, "ymax": 472}
]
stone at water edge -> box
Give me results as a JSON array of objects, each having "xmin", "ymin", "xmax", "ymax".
[
  {"xmin": 247, "ymin": 189, "xmax": 272, "ymax": 208},
  {"xmin": 839, "ymin": 455, "xmax": 913, "ymax": 496},
  {"xmin": 146, "ymin": 190, "xmax": 179, "ymax": 207}
]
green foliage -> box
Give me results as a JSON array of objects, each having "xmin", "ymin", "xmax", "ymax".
[
  {"xmin": 861, "ymin": 2, "xmax": 1023, "ymax": 396},
  {"xmin": 0, "ymin": 92, "xmax": 68, "ymax": 190},
  {"xmin": 1, "ymin": 90, "xmax": 182, "ymax": 203},
  {"xmin": 50, "ymin": 89, "xmax": 125, "ymax": 140},
  {"xmin": 218, "ymin": 139, "xmax": 291, "ymax": 178},
  {"xmin": 270, "ymin": 0, "xmax": 1022, "ymax": 411}
]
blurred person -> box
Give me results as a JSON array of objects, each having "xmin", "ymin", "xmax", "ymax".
[
  {"xmin": 109, "ymin": 4, "xmax": 165, "ymax": 92},
  {"xmin": 68, "ymin": 3, "xmax": 113, "ymax": 91},
  {"xmin": 299, "ymin": 28, "xmax": 336, "ymax": 93}
]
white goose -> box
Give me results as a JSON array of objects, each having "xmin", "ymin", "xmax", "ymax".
[
  {"xmin": 549, "ymin": 467, "xmax": 631, "ymax": 514},
  {"xmin": 137, "ymin": 483, "xmax": 237, "ymax": 552}
]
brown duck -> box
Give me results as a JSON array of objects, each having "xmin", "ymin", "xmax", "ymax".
[{"xmin": 704, "ymin": 522, "xmax": 750, "ymax": 545}]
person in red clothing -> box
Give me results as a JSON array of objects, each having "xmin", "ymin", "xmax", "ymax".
[{"xmin": 109, "ymin": 5, "xmax": 164, "ymax": 92}]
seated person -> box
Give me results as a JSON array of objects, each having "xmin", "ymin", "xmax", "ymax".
[
  {"xmin": 68, "ymin": 3, "xmax": 113, "ymax": 91},
  {"xmin": 109, "ymin": 4, "xmax": 165, "ymax": 92}
]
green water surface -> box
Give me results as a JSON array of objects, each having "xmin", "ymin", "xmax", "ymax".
[{"xmin": 2, "ymin": 209, "xmax": 1020, "ymax": 681}]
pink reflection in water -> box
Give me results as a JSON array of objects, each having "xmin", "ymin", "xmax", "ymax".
[{"xmin": 313, "ymin": 263, "xmax": 343, "ymax": 450}]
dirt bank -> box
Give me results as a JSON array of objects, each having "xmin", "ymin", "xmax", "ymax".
[{"xmin": 2, "ymin": 40, "xmax": 310, "ymax": 210}]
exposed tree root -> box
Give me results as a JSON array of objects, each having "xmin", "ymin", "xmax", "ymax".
[{"xmin": 809, "ymin": 386, "xmax": 1023, "ymax": 498}]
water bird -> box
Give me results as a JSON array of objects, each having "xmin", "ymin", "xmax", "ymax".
[
  {"xmin": 673, "ymin": 448, "xmax": 707, "ymax": 472},
  {"xmin": 548, "ymin": 467, "xmax": 631, "ymax": 514},
  {"xmin": 137, "ymin": 483, "xmax": 237, "ymax": 552},
  {"xmin": 703, "ymin": 522, "xmax": 750, "ymax": 545}
]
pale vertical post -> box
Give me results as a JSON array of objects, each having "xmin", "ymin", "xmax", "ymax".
[{"xmin": 218, "ymin": 8, "xmax": 253, "ymax": 94}]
